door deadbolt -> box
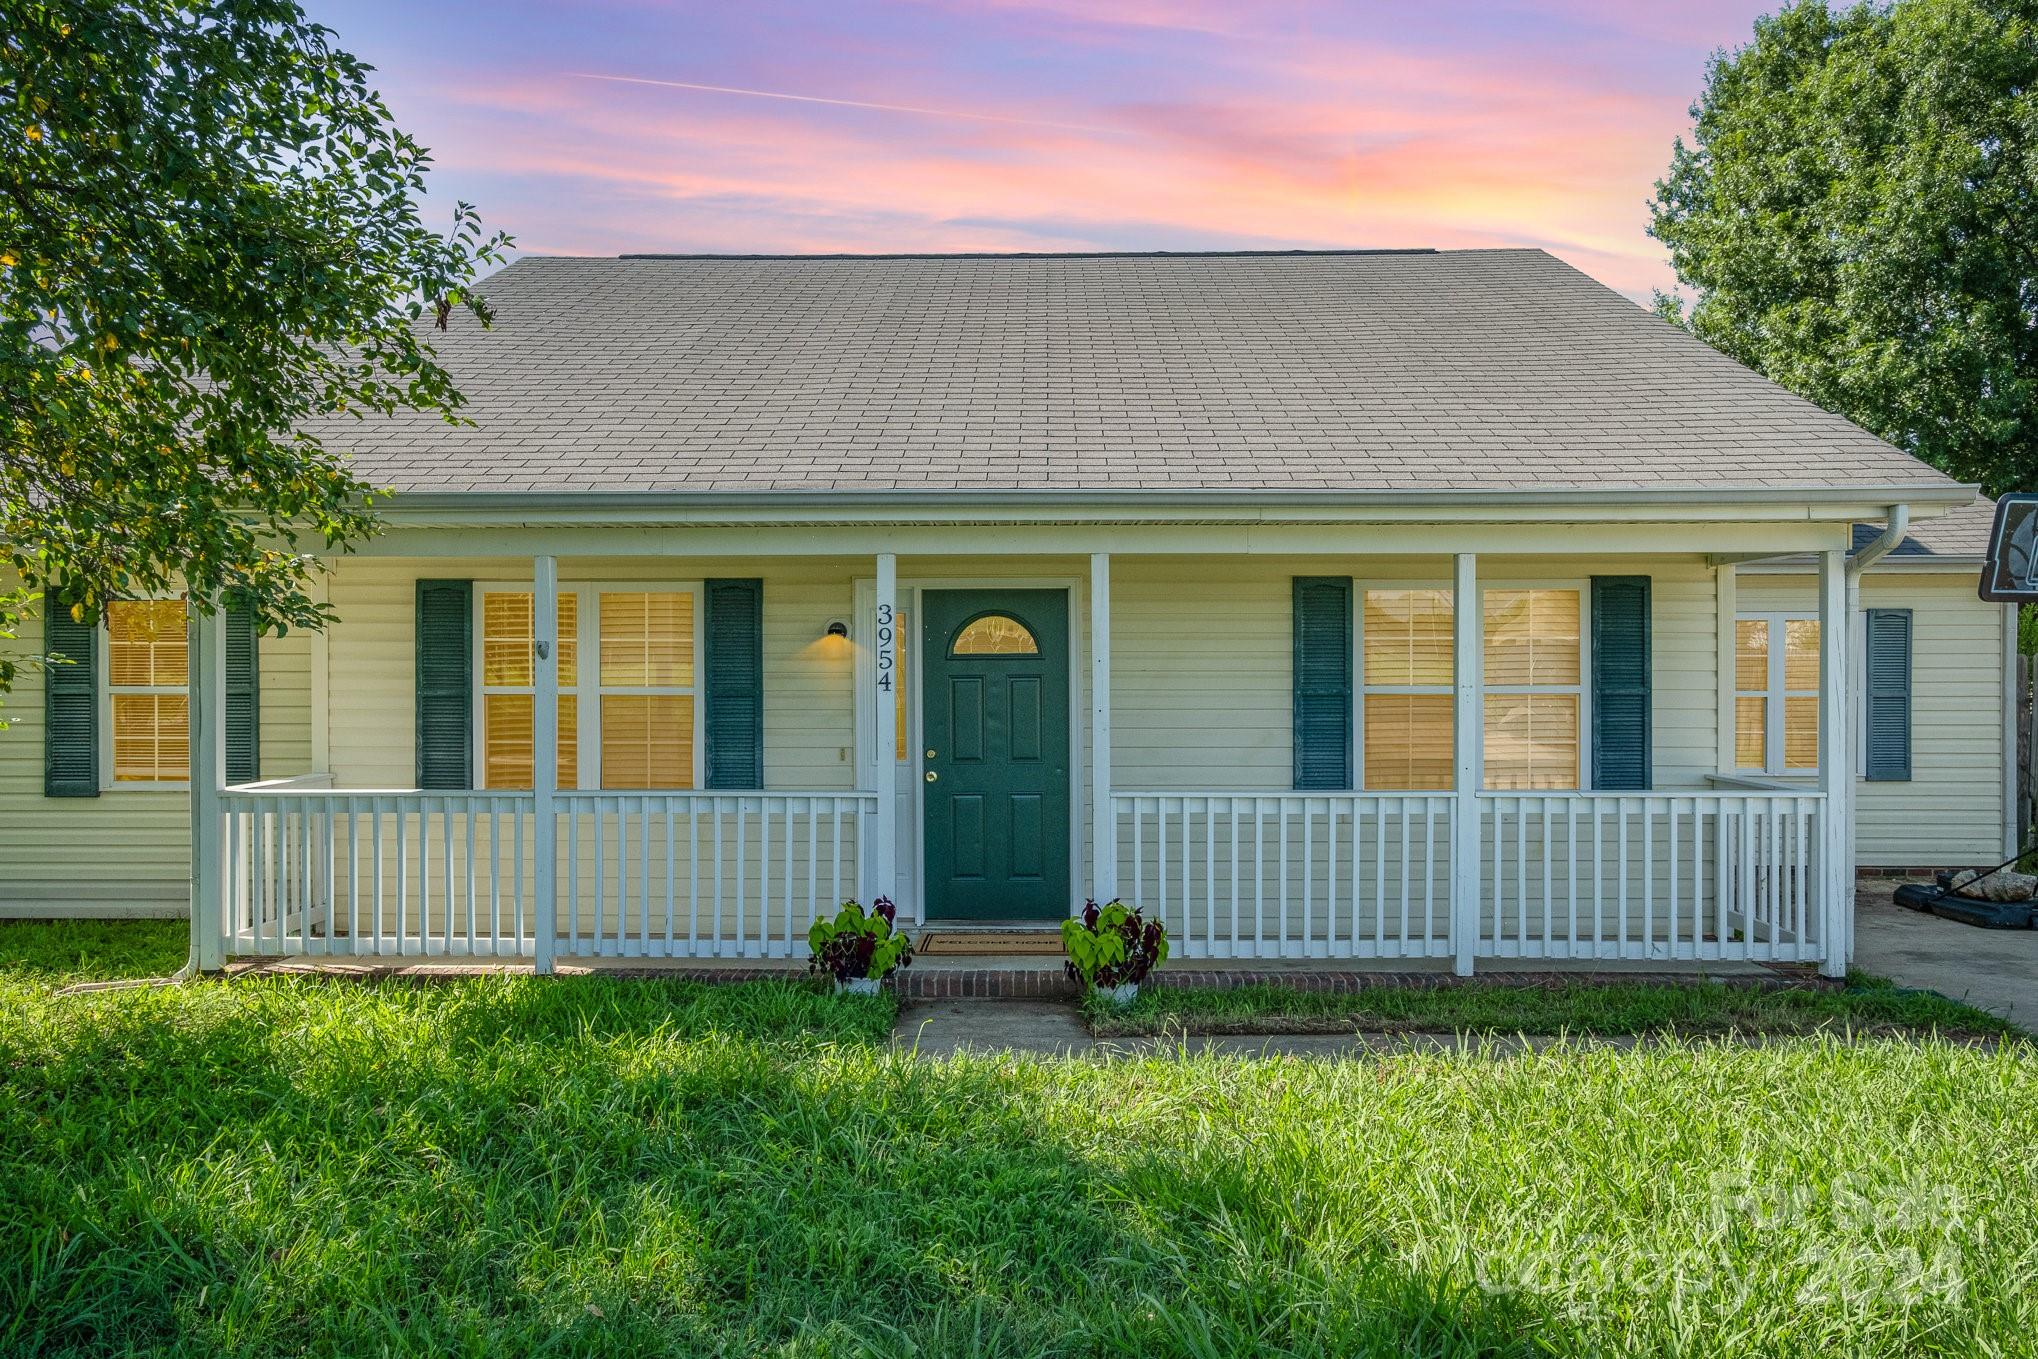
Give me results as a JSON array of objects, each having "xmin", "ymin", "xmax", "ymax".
[{"xmin": 925, "ymin": 771, "xmax": 939, "ymax": 783}]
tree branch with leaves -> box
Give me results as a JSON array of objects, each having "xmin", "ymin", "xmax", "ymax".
[
  {"xmin": 1, "ymin": 0, "xmax": 508, "ymax": 699},
  {"xmin": 1650, "ymin": 0, "xmax": 2038, "ymax": 498}
]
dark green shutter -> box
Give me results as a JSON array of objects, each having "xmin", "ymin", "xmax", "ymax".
[
  {"xmin": 1591, "ymin": 576, "xmax": 1652, "ymax": 790},
  {"xmin": 1292, "ymin": 577, "xmax": 1353, "ymax": 790},
  {"xmin": 704, "ymin": 579, "xmax": 763, "ymax": 789},
  {"xmin": 42, "ymin": 601, "xmax": 98, "ymax": 797},
  {"xmin": 1863, "ymin": 608, "xmax": 1912, "ymax": 782},
  {"xmin": 224, "ymin": 605, "xmax": 261, "ymax": 785},
  {"xmin": 415, "ymin": 580, "xmax": 473, "ymax": 789}
]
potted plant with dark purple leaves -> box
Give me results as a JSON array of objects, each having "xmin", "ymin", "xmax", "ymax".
[
  {"xmin": 1061, "ymin": 899, "xmax": 1168, "ymax": 1005},
  {"xmin": 808, "ymin": 897, "xmax": 914, "ymax": 995}
]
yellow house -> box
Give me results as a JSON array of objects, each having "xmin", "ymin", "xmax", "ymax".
[{"xmin": 0, "ymin": 250, "xmax": 2006, "ymax": 979}]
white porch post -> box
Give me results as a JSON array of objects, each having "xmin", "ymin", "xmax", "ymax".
[
  {"xmin": 188, "ymin": 602, "xmax": 228, "ymax": 972},
  {"xmin": 1090, "ymin": 552, "xmax": 1115, "ymax": 906},
  {"xmin": 1817, "ymin": 547, "xmax": 1850, "ymax": 977},
  {"xmin": 873, "ymin": 553, "xmax": 899, "ymax": 907},
  {"xmin": 532, "ymin": 555, "xmax": 559, "ymax": 974},
  {"xmin": 1714, "ymin": 563, "xmax": 1738, "ymax": 774},
  {"xmin": 1452, "ymin": 552, "xmax": 1482, "ymax": 976}
]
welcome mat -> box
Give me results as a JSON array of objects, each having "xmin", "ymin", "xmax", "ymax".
[{"xmin": 915, "ymin": 930, "xmax": 1066, "ymax": 957}]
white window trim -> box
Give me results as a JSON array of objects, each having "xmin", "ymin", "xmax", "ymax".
[
  {"xmin": 1734, "ymin": 609, "xmax": 1822, "ymax": 778},
  {"xmin": 97, "ymin": 595, "xmax": 190, "ymax": 792},
  {"xmin": 1353, "ymin": 580, "xmax": 1592, "ymax": 792},
  {"xmin": 472, "ymin": 581, "xmax": 706, "ymax": 791}
]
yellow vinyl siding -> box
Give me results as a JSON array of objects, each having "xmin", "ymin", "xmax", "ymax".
[
  {"xmin": 324, "ymin": 558, "xmax": 860, "ymax": 792},
  {"xmin": 1112, "ymin": 556, "xmax": 1719, "ymax": 795},
  {"xmin": 14, "ymin": 541, "xmax": 2004, "ymax": 922},
  {"xmin": 0, "ymin": 591, "xmax": 313, "ymax": 916},
  {"xmin": 1738, "ymin": 571, "xmax": 2010, "ymax": 865}
]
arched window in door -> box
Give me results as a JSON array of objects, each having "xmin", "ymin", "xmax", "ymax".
[{"xmin": 950, "ymin": 613, "xmax": 1039, "ymax": 656}]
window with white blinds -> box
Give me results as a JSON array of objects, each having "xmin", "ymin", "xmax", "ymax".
[
  {"xmin": 105, "ymin": 598, "xmax": 189, "ymax": 784},
  {"xmin": 1360, "ymin": 588, "xmax": 1453, "ymax": 790},
  {"xmin": 479, "ymin": 590, "xmax": 579, "ymax": 790},
  {"xmin": 1483, "ymin": 588, "xmax": 1583, "ymax": 790},
  {"xmin": 1734, "ymin": 612, "xmax": 1819, "ymax": 775},
  {"xmin": 477, "ymin": 586, "xmax": 701, "ymax": 791}
]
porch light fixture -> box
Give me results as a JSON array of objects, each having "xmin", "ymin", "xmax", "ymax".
[{"xmin": 824, "ymin": 618, "xmax": 850, "ymax": 640}]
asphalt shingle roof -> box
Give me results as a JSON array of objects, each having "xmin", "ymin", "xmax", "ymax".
[
  {"xmin": 1854, "ymin": 495, "xmax": 1996, "ymax": 559},
  {"xmin": 320, "ymin": 249, "xmax": 1965, "ymax": 497}
]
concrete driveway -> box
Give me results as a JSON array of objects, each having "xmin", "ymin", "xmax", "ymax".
[{"xmin": 1854, "ymin": 884, "xmax": 2038, "ymax": 1030}]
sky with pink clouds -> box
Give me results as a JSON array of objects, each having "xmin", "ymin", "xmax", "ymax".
[{"xmin": 306, "ymin": 0, "xmax": 1779, "ymax": 300}]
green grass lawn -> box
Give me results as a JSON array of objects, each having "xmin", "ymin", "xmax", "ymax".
[
  {"xmin": 4, "ymin": 920, "xmax": 2036, "ymax": 1357},
  {"xmin": 1084, "ymin": 976, "xmax": 2019, "ymax": 1041}
]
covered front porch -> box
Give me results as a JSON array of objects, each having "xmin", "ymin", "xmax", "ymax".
[{"xmin": 182, "ymin": 507, "xmax": 1866, "ymax": 977}]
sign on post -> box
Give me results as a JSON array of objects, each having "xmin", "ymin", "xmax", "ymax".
[
  {"xmin": 875, "ymin": 600, "xmax": 896, "ymax": 698},
  {"xmin": 1981, "ymin": 494, "xmax": 2038, "ymax": 603}
]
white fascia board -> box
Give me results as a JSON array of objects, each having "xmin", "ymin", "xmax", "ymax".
[
  {"xmin": 363, "ymin": 482, "xmax": 1979, "ymax": 531},
  {"xmin": 338, "ymin": 519, "xmax": 1856, "ymax": 559}
]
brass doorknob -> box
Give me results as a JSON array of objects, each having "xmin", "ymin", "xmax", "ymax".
[{"xmin": 925, "ymin": 770, "xmax": 939, "ymax": 782}]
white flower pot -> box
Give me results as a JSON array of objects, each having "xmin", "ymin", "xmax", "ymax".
[
  {"xmin": 1106, "ymin": 982, "xmax": 1139, "ymax": 1006},
  {"xmin": 835, "ymin": 976, "xmax": 881, "ymax": 997}
]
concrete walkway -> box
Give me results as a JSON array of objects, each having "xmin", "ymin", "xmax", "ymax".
[{"xmin": 1854, "ymin": 883, "xmax": 2038, "ymax": 1029}]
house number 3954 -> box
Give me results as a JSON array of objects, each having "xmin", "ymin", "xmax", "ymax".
[{"xmin": 875, "ymin": 603, "xmax": 895, "ymax": 693}]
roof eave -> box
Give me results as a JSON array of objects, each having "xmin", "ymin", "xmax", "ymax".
[{"xmin": 364, "ymin": 481, "xmax": 1980, "ymax": 525}]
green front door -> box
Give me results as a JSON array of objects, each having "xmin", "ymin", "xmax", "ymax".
[{"xmin": 921, "ymin": 590, "xmax": 1071, "ymax": 920}]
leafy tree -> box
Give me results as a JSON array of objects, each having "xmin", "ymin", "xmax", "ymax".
[
  {"xmin": 1650, "ymin": 0, "xmax": 2038, "ymax": 496},
  {"xmin": 1, "ymin": 0, "xmax": 508, "ymax": 697}
]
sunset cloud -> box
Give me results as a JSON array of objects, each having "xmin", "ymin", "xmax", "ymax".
[{"xmin": 310, "ymin": 0, "xmax": 1773, "ymax": 298}]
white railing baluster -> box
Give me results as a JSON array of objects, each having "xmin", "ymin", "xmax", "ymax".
[
  {"xmin": 1372, "ymin": 797, "xmax": 1387, "ymax": 952},
  {"xmin": 1230, "ymin": 799, "xmax": 1242, "ymax": 956},
  {"xmin": 1201, "ymin": 798, "xmax": 1215, "ymax": 950},
  {"xmin": 757, "ymin": 797, "xmax": 770, "ymax": 958},
  {"xmin": 1566, "ymin": 800, "xmax": 1579, "ymax": 952},
  {"xmin": 804, "ymin": 799, "xmax": 817, "ymax": 950},
  {"xmin": 736, "ymin": 800, "xmax": 750, "ymax": 957},
  {"xmin": 1615, "ymin": 800, "xmax": 1630, "ymax": 957},
  {"xmin": 1252, "ymin": 799, "xmax": 1265, "ymax": 958},
  {"xmin": 712, "ymin": 801, "xmax": 725, "ymax": 955},
  {"xmin": 1490, "ymin": 800, "xmax": 1505, "ymax": 954},
  {"xmin": 1130, "ymin": 797, "xmax": 1144, "ymax": 911},
  {"xmin": 394, "ymin": 803, "xmax": 410, "ymax": 955},
  {"xmin": 690, "ymin": 801, "xmax": 703, "ymax": 956},
  {"xmin": 1300, "ymin": 799, "xmax": 1314, "ymax": 957},
  {"xmin": 1422, "ymin": 800, "xmax": 1436, "ymax": 952},
  {"xmin": 1275, "ymin": 798, "xmax": 1290, "ymax": 958},
  {"xmin": 1641, "ymin": 799, "xmax": 1654, "ymax": 958}
]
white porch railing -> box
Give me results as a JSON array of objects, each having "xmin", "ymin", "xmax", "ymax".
[
  {"xmin": 217, "ymin": 789, "xmax": 877, "ymax": 961},
  {"xmin": 215, "ymin": 785, "xmax": 1827, "ymax": 968},
  {"xmin": 1111, "ymin": 788, "xmax": 1829, "ymax": 965},
  {"xmin": 1115, "ymin": 793, "xmax": 1456, "ymax": 960},
  {"xmin": 1479, "ymin": 792, "xmax": 1825, "ymax": 963}
]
